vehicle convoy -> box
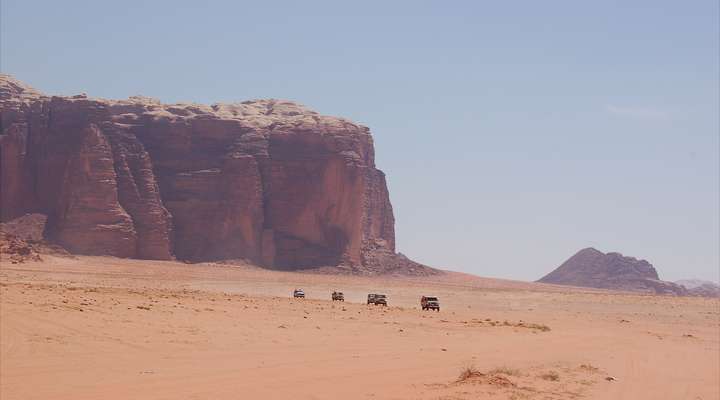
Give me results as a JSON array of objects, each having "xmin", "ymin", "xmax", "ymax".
[
  {"xmin": 331, "ymin": 291, "xmax": 344, "ymax": 301},
  {"xmin": 293, "ymin": 289, "xmax": 305, "ymax": 298},
  {"xmin": 420, "ymin": 296, "xmax": 440, "ymax": 311},
  {"xmin": 367, "ymin": 293, "xmax": 387, "ymax": 306}
]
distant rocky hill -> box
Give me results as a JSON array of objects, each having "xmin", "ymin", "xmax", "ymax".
[
  {"xmin": 0, "ymin": 75, "xmax": 435, "ymax": 275},
  {"xmin": 538, "ymin": 248, "xmax": 686, "ymax": 295},
  {"xmin": 676, "ymin": 280, "xmax": 720, "ymax": 298}
]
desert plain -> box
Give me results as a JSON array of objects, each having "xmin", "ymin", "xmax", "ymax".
[{"xmin": 1, "ymin": 255, "xmax": 718, "ymax": 400}]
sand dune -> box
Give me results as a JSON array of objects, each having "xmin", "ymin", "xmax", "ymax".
[{"xmin": 1, "ymin": 256, "xmax": 718, "ymax": 399}]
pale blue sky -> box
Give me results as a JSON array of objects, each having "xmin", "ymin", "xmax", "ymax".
[{"xmin": 2, "ymin": 1, "xmax": 718, "ymax": 282}]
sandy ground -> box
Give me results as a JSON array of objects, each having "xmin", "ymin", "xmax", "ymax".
[{"xmin": 1, "ymin": 256, "xmax": 718, "ymax": 400}]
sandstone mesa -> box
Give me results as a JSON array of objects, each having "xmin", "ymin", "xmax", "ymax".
[{"xmin": 0, "ymin": 74, "xmax": 433, "ymax": 275}]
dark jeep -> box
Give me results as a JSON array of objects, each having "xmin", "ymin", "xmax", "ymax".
[
  {"xmin": 367, "ymin": 293, "xmax": 387, "ymax": 306},
  {"xmin": 421, "ymin": 296, "xmax": 440, "ymax": 311}
]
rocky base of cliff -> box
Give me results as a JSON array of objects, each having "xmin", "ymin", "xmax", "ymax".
[
  {"xmin": 588, "ymin": 277, "xmax": 689, "ymax": 296},
  {"xmin": 0, "ymin": 233, "xmax": 42, "ymax": 264},
  {"xmin": 1, "ymin": 213, "xmax": 435, "ymax": 275},
  {"xmin": 0, "ymin": 214, "xmax": 75, "ymax": 263},
  {"xmin": 359, "ymin": 239, "xmax": 440, "ymax": 276},
  {"xmin": 303, "ymin": 254, "xmax": 440, "ymax": 276}
]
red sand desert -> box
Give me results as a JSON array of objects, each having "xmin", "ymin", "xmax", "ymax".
[{"xmin": 1, "ymin": 255, "xmax": 718, "ymax": 399}]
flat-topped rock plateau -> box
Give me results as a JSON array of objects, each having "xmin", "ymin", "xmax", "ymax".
[{"xmin": 0, "ymin": 74, "xmax": 431, "ymax": 275}]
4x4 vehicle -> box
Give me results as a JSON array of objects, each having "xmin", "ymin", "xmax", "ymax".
[
  {"xmin": 293, "ymin": 289, "xmax": 305, "ymax": 298},
  {"xmin": 332, "ymin": 291, "xmax": 344, "ymax": 301},
  {"xmin": 420, "ymin": 296, "xmax": 440, "ymax": 311},
  {"xmin": 367, "ymin": 293, "xmax": 387, "ymax": 306}
]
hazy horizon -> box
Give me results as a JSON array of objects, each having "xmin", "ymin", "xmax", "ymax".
[{"xmin": 2, "ymin": 1, "xmax": 718, "ymax": 282}]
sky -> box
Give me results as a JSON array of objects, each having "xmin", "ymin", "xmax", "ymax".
[{"xmin": 2, "ymin": 1, "xmax": 718, "ymax": 282}]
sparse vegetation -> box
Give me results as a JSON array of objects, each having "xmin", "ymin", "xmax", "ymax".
[
  {"xmin": 457, "ymin": 364, "xmax": 521, "ymax": 387},
  {"xmin": 579, "ymin": 364, "xmax": 599, "ymax": 373},
  {"xmin": 488, "ymin": 366, "xmax": 522, "ymax": 376},
  {"xmin": 522, "ymin": 323, "xmax": 551, "ymax": 332},
  {"xmin": 472, "ymin": 318, "xmax": 551, "ymax": 332},
  {"xmin": 540, "ymin": 371, "xmax": 560, "ymax": 381},
  {"xmin": 457, "ymin": 364, "xmax": 483, "ymax": 382}
]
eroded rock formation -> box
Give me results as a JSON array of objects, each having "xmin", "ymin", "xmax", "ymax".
[
  {"xmin": 0, "ymin": 75, "xmax": 432, "ymax": 274},
  {"xmin": 676, "ymin": 280, "xmax": 720, "ymax": 298},
  {"xmin": 538, "ymin": 247, "xmax": 686, "ymax": 295}
]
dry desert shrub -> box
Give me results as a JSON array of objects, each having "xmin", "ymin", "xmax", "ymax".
[
  {"xmin": 456, "ymin": 365, "xmax": 517, "ymax": 387},
  {"xmin": 522, "ymin": 323, "xmax": 551, "ymax": 332},
  {"xmin": 579, "ymin": 364, "xmax": 599, "ymax": 373},
  {"xmin": 540, "ymin": 370, "xmax": 560, "ymax": 381},
  {"xmin": 457, "ymin": 364, "xmax": 483, "ymax": 382},
  {"xmin": 488, "ymin": 366, "xmax": 522, "ymax": 376}
]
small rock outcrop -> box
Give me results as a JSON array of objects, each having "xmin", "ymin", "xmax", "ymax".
[
  {"xmin": 0, "ymin": 213, "xmax": 71, "ymax": 262},
  {"xmin": 0, "ymin": 232, "xmax": 41, "ymax": 264},
  {"xmin": 538, "ymin": 248, "xmax": 686, "ymax": 295},
  {"xmin": 0, "ymin": 74, "xmax": 434, "ymax": 275}
]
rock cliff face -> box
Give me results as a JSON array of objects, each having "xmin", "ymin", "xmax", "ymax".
[
  {"xmin": 538, "ymin": 248, "xmax": 686, "ymax": 295},
  {"xmin": 0, "ymin": 75, "xmax": 430, "ymax": 274}
]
